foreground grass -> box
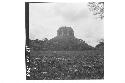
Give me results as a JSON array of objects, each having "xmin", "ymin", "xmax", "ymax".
[{"xmin": 27, "ymin": 50, "xmax": 104, "ymax": 80}]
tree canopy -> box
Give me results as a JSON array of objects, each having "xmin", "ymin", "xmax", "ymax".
[
  {"xmin": 88, "ymin": 2, "xmax": 104, "ymax": 20},
  {"xmin": 29, "ymin": 37, "xmax": 95, "ymax": 51}
]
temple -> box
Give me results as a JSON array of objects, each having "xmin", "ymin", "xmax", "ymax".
[{"xmin": 57, "ymin": 26, "xmax": 74, "ymax": 38}]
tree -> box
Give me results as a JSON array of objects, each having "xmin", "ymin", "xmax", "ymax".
[
  {"xmin": 95, "ymin": 39, "xmax": 104, "ymax": 50},
  {"xmin": 88, "ymin": 2, "xmax": 104, "ymax": 20}
]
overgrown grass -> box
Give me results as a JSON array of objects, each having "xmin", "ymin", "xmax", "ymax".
[{"xmin": 27, "ymin": 50, "xmax": 104, "ymax": 80}]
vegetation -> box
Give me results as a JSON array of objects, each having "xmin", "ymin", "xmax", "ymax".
[
  {"xmin": 95, "ymin": 39, "xmax": 104, "ymax": 50},
  {"xmin": 88, "ymin": 2, "xmax": 104, "ymax": 20},
  {"xmin": 26, "ymin": 38, "xmax": 104, "ymax": 80},
  {"xmin": 29, "ymin": 37, "xmax": 95, "ymax": 51},
  {"xmin": 27, "ymin": 51, "xmax": 103, "ymax": 80}
]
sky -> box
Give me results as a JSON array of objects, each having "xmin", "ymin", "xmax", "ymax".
[{"xmin": 29, "ymin": 2, "xmax": 104, "ymax": 47}]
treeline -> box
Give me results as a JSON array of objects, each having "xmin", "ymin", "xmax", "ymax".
[{"xmin": 29, "ymin": 38, "xmax": 104, "ymax": 51}]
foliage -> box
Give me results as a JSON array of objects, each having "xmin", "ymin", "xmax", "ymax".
[
  {"xmin": 27, "ymin": 51, "xmax": 104, "ymax": 80},
  {"xmin": 27, "ymin": 38, "xmax": 104, "ymax": 80},
  {"xmin": 95, "ymin": 39, "xmax": 104, "ymax": 50},
  {"xmin": 88, "ymin": 2, "xmax": 104, "ymax": 20},
  {"xmin": 29, "ymin": 37, "xmax": 94, "ymax": 51}
]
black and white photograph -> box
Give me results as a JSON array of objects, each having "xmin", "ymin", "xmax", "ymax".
[
  {"xmin": 25, "ymin": 2, "xmax": 104, "ymax": 80},
  {"xmin": 1, "ymin": 0, "xmax": 125, "ymax": 83}
]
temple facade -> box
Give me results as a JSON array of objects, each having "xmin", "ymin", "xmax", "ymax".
[{"xmin": 57, "ymin": 26, "xmax": 74, "ymax": 38}]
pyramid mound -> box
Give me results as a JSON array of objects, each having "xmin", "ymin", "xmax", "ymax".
[
  {"xmin": 46, "ymin": 26, "xmax": 94, "ymax": 51},
  {"xmin": 29, "ymin": 26, "xmax": 94, "ymax": 51}
]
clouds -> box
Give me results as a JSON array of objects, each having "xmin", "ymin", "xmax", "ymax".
[
  {"xmin": 54, "ymin": 3, "xmax": 90, "ymax": 22},
  {"xmin": 29, "ymin": 3, "xmax": 104, "ymax": 46},
  {"xmin": 53, "ymin": 3, "xmax": 104, "ymax": 41}
]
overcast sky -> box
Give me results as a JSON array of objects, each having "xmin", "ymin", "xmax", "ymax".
[{"xmin": 29, "ymin": 2, "xmax": 104, "ymax": 46}]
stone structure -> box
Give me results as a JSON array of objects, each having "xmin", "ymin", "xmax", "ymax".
[
  {"xmin": 57, "ymin": 26, "xmax": 74, "ymax": 38},
  {"xmin": 44, "ymin": 26, "xmax": 94, "ymax": 50}
]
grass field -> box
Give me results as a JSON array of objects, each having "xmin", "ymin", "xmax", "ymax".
[{"xmin": 27, "ymin": 50, "xmax": 104, "ymax": 80}]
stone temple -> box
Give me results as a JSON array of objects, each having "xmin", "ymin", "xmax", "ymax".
[{"xmin": 57, "ymin": 26, "xmax": 75, "ymax": 38}]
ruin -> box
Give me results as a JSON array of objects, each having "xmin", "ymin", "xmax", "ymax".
[{"xmin": 57, "ymin": 26, "xmax": 74, "ymax": 38}]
